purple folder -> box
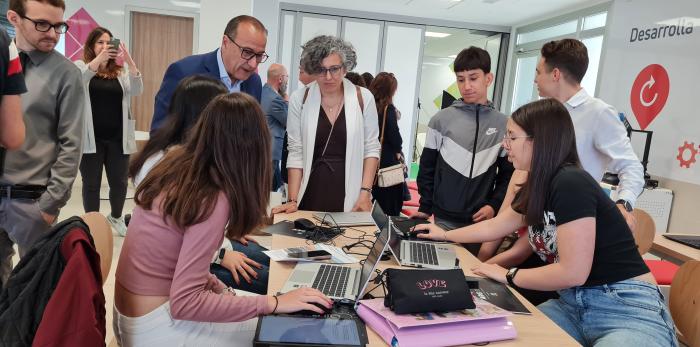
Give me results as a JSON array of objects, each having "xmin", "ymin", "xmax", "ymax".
[{"xmin": 356, "ymin": 300, "xmax": 517, "ymax": 347}]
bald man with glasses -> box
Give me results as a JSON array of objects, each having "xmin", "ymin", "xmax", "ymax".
[
  {"xmin": 150, "ymin": 15, "xmax": 268, "ymax": 132},
  {"xmin": 1, "ymin": 0, "xmax": 85, "ymax": 286}
]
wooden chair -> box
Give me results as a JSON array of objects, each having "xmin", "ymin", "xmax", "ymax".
[
  {"xmin": 81, "ymin": 212, "xmax": 113, "ymax": 285},
  {"xmin": 669, "ymin": 260, "xmax": 700, "ymax": 347},
  {"xmin": 631, "ymin": 209, "xmax": 655, "ymax": 254},
  {"xmin": 630, "ymin": 209, "xmax": 680, "ymax": 286}
]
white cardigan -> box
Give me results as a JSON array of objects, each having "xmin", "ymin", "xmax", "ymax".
[
  {"xmin": 75, "ymin": 60, "xmax": 143, "ymax": 154},
  {"xmin": 286, "ymin": 79, "xmax": 381, "ymax": 211}
]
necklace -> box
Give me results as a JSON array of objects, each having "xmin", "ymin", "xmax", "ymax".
[{"xmin": 322, "ymin": 99, "xmax": 344, "ymax": 125}]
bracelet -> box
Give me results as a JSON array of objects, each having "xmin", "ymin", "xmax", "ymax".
[
  {"xmin": 360, "ymin": 187, "xmax": 372, "ymax": 193},
  {"xmin": 287, "ymin": 199, "xmax": 297, "ymax": 204},
  {"xmin": 443, "ymin": 230, "xmax": 448, "ymax": 242},
  {"xmin": 271, "ymin": 295, "xmax": 279, "ymax": 314}
]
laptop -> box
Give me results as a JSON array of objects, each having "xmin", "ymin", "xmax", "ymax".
[
  {"xmin": 280, "ymin": 204, "xmax": 390, "ymax": 304},
  {"xmin": 313, "ymin": 211, "xmax": 375, "ymax": 227},
  {"xmin": 663, "ymin": 234, "xmax": 700, "ymax": 250},
  {"xmin": 373, "ymin": 204, "xmax": 458, "ymax": 269}
]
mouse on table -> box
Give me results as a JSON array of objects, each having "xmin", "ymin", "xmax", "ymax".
[
  {"xmin": 293, "ymin": 301, "xmax": 334, "ymax": 317},
  {"xmin": 294, "ymin": 218, "xmax": 317, "ymax": 231}
]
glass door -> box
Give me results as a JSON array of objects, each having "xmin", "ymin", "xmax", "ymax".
[{"xmin": 509, "ymin": 52, "xmax": 539, "ymax": 114}]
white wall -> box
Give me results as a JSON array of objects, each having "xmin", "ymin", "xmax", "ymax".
[
  {"xmin": 64, "ymin": 0, "xmax": 199, "ymax": 54},
  {"xmin": 199, "ymin": 0, "xmax": 253, "ymax": 54},
  {"xmin": 252, "ymin": 0, "xmax": 280, "ymax": 85}
]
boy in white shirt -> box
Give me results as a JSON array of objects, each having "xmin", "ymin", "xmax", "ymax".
[{"xmin": 534, "ymin": 38, "xmax": 644, "ymax": 229}]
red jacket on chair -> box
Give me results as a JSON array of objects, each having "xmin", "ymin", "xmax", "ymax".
[{"xmin": 32, "ymin": 224, "xmax": 106, "ymax": 347}]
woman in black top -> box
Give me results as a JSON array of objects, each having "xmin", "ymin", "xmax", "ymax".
[
  {"xmin": 76, "ymin": 27, "xmax": 142, "ymax": 236},
  {"xmin": 369, "ymin": 72, "xmax": 404, "ymax": 216},
  {"xmin": 272, "ymin": 35, "xmax": 380, "ymax": 214},
  {"xmin": 416, "ymin": 99, "xmax": 677, "ymax": 346}
]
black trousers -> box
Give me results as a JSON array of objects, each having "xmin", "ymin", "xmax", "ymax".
[{"xmin": 80, "ymin": 140, "xmax": 129, "ymax": 218}]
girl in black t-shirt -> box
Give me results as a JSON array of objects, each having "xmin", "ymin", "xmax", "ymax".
[{"xmin": 416, "ymin": 99, "xmax": 677, "ymax": 346}]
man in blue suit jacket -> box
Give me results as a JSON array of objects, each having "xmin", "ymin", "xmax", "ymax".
[
  {"xmin": 150, "ymin": 15, "xmax": 267, "ymax": 132},
  {"xmin": 261, "ymin": 64, "xmax": 288, "ymax": 191}
]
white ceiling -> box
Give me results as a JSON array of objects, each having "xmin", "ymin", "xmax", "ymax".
[{"xmin": 280, "ymin": 0, "xmax": 608, "ymax": 27}]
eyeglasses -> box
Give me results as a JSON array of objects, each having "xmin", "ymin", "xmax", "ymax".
[
  {"xmin": 502, "ymin": 134, "xmax": 532, "ymax": 146},
  {"xmin": 317, "ymin": 65, "xmax": 343, "ymax": 77},
  {"xmin": 225, "ymin": 34, "xmax": 269, "ymax": 63},
  {"xmin": 20, "ymin": 15, "xmax": 69, "ymax": 34}
]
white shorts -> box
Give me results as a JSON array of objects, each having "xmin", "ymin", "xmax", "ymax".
[{"xmin": 113, "ymin": 302, "xmax": 258, "ymax": 347}]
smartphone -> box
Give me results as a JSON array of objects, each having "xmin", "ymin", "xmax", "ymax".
[
  {"xmin": 108, "ymin": 38, "xmax": 120, "ymax": 50},
  {"xmin": 108, "ymin": 38, "xmax": 124, "ymax": 66},
  {"xmin": 287, "ymin": 250, "xmax": 332, "ymax": 260}
]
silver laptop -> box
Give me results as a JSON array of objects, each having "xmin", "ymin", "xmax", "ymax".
[
  {"xmin": 280, "ymin": 204, "xmax": 390, "ymax": 304},
  {"xmin": 312, "ymin": 211, "xmax": 374, "ymax": 227},
  {"xmin": 374, "ymin": 204, "xmax": 458, "ymax": 269}
]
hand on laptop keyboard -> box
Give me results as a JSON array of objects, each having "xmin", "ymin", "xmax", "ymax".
[{"xmin": 274, "ymin": 287, "xmax": 333, "ymax": 314}]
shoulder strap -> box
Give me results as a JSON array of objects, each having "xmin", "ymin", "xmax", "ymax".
[
  {"xmin": 376, "ymin": 105, "xmax": 389, "ymax": 172},
  {"xmin": 379, "ymin": 105, "xmax": 389, "ymax": 146},
  {"xmin": 302, "ymin": 87, "xmax": 310, "ymax": 104},
  {"xmin": 356, "ymin": 86, "xmax": 364, "ymax": 113}
]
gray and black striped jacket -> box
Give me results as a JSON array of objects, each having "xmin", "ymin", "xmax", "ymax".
[{"xmin": 417, "ymin": 100, "xmax": 514, "ymax": 224}]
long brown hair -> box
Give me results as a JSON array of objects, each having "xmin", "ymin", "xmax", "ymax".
[
  {"xmin": 135, "ymin": 93, "xmax": 272, "ymax": 239},
  {"xmin": 369, "ymin": 72, "xmax": 397, "ymax": 117},
  {"xmin": 511, "ymin": 98, "xmax": 581, "ymax": 226},
  {"xmin": 83, "ymin": 27, "xmax": 122, "ymax": 79},
  {"xmin": 128, "ymin": 76, "xmax": 227, "ymax": 180}
]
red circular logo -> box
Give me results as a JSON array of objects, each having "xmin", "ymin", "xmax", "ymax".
[{"xmin": 630, "ymin": 64, "xmax": 670, "ymax": 130}]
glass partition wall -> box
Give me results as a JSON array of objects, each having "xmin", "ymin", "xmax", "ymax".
[
  {"xmin": 415, "ymin": 27, "xmax": 504, "ymax": 165},
  {"xmin": 278, "ymin": 10, "xmax": 507, "ymax": 177}
]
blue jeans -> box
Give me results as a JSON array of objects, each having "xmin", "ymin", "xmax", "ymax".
[
  {"xmin": 209, "ymin": 240, "xmax": 270, "ymax": 295},
  {"xmin": 538, "ymin": 279, "xmax": 678, "ymax": 347}
]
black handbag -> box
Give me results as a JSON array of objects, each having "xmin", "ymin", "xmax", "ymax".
[{"xmin": 383, "ymin": 268, "xmax": 475, "ymax": 314}]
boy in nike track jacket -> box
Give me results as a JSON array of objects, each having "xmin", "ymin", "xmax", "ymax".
[{"xmin": 416, "ymin": 46, "xmax": 514, "ymax": 255}]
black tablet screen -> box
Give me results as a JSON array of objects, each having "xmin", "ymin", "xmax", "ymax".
[{"xmin": 258, "ymin": 316, "xmax": 361, "ymax": 346}]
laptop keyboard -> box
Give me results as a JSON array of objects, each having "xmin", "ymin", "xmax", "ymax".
[
  {"xmin": 665, "ymin": 235, "xmax": 700, "ymax": 250},
  {"xmin": 312, "ymin": 264, "xmax": 351, "ymax": 297},
  {"xmin": 409, "ymin": 242, "xmax": 439, "ymax": 265}
]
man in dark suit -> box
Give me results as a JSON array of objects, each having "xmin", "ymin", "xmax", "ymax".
[
  {"xmin": 150, "ymin": 15, "xmax": 268, "ymax": 132},
  {"xmin": 261, "ymin": 63, "xmax": 288, "ymax": 191}
]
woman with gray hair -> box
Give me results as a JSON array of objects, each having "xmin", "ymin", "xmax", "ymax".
[{"xmin": 273, "ymin": 35, "xmax": 380, "ymax": 213}]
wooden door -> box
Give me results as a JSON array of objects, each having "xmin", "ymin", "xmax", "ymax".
[{"xmin": 130, "ymin": 12, "xmax": 194, "ymax": 131}]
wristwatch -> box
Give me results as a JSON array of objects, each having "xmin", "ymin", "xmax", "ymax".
[
  {"xmin": 213, "ymin": 248, "xmax": 226, "ymax": 265},
  {"xmin": 616, "ymin": 199, "xmax": 633, "ymax": 212},
  {"xmin": 506, "ymin": 267, "xmax": 520, "ymax": 288}
]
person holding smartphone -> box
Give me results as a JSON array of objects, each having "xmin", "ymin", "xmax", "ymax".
[{"xmin": 75, "ymin": 27, "xmax": 142, "ymax": 236}]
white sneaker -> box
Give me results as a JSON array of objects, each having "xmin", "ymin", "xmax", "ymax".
[{"xmin": 108, "ymin": 215, "xmax": 128, "ymax": 237}]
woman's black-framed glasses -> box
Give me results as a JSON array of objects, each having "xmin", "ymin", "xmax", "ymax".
[
  {"xmin": 225, "ymin": 34, "xmax": 269, "ymax": 63},
  {"xmin": 20, "ymin": 15, "xmax": 69, "ymax": 34},
  {"xmin": 317, "ymin": 65, "xmax": 343, "ymax": 77}
]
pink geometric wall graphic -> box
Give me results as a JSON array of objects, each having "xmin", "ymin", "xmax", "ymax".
[{"xmin": 65, "ymin": 8, "xmax": 99, "ymax": 62}]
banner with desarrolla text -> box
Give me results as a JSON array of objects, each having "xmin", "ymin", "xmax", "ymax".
[{"xmin": 598, "ymin": 0, "xmax": 699, "ymax": 184}]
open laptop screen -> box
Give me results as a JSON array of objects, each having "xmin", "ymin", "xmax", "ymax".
[{"xmin": 355, "ymin": 203, "xmax": 391, "ymax": 300}]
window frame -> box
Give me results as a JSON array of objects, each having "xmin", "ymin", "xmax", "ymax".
[{"xmin": 505, "ymin": 2, "xmax": 611, "ymax": 113}]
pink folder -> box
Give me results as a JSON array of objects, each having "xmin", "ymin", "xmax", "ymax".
[{"xmin": 356, "ymin": 299, "xmax": 517, "ymax": 347}]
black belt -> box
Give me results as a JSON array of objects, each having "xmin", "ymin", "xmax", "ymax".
[{"xmin": 0, "ymin": 185, "xmax": 46, "ymax": 200}]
